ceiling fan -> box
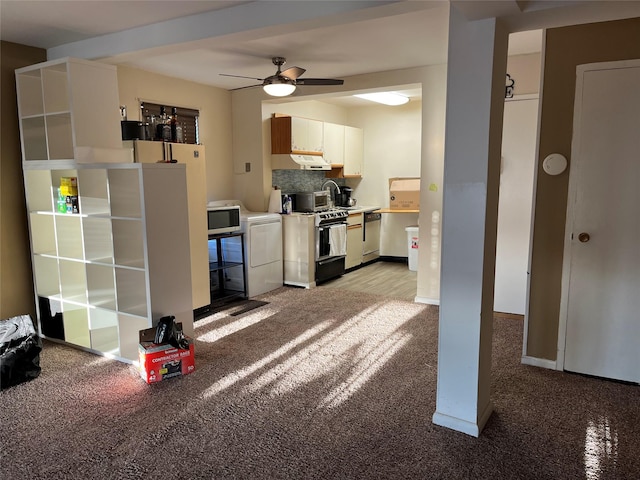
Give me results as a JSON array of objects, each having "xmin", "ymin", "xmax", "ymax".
[{"xmin": 220, "ymin": 56, "xmax": 344, "ymax": 97}]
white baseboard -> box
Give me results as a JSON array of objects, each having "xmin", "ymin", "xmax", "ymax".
[
  {"xmin": 432, "ymin": 401, "xmax": 494, "ymax": 437},
  {"xmin": 521, "ymin": 355, "xmax": 556, "ymax": 370},
  {"xmin": 415, "ymin": 296, "xmax": 439, "ymax": 306}
]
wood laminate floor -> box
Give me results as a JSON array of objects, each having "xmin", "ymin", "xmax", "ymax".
[{"xmin": 320, "ymin": 260, "xmax": 418, "ymax": 302}]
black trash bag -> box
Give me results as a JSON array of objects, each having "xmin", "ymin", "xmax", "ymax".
[
  {"xmin": 0, "ymin": 315, "xmax": 42, "ymax": 390},
  {"xmin": 154, "ymin": 315, "xmax": 189, "ymax": 350}
]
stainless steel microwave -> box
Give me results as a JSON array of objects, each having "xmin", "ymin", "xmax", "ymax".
[
  {"xmin": 207, "ymin": 205, "xmax": 241, "ymax": 235},
  {"xmin": 294, "ymin": 191, "xmax": 330, "ymax": 213}
]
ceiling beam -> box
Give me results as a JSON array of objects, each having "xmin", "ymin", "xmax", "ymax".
[{"xmin": 46, "ymin": 0, "xmax": 434, "ymax": 61}]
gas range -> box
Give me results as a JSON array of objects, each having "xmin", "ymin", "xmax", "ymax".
[{"xmin": 314, "ymin": 208, "xmax": 348, "ymax": 226}]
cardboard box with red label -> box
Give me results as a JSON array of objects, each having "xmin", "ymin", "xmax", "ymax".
[{"xmin": 138, "ymin": 325, "xmax": 195, "ymax": 384}]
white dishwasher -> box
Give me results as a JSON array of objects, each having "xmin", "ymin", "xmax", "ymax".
[{"xmin": 363, "ymin": 211, "xmax": 381, "ymax": 263}]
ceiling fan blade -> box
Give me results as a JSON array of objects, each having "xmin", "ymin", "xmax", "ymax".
[
  {"xmin": 230, "ymin": 84, "xmax": 263, "ymax": 91},
  {"xmin": 296, "ymin": 78, "xmax": 344, "ymax": 86},
  {"xmin": 220, "ymin": 73, "xmax": 265, "ymax": 81},
  {"xmin": 280, "ymin": 66, "xmax": 306, "ymax": 80}
]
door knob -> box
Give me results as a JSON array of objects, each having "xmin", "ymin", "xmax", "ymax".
[{"xmin": 578, "ymin": 232, "xmax": 590, "ymax": 243}]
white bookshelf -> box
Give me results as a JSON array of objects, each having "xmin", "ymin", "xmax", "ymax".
[
  {"xmin": 15, "ymin": 57, "xmax": 122, "ymax": 162},
  {"xmin": 22, "ymin": 162, "xmax": 192, "ymax": 361},
  {"xmin": 17, "ymin": 58, "xmax": 194, "ymax": 363}
]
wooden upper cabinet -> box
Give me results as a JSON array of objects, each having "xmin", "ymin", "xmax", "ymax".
[{"xmin": 271, "ymin": 115, "xmax": 324, "ymax": 155}]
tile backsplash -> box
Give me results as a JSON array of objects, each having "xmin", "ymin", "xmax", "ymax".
[{"xmin": 272, "ymin": 170, "xmax": 345, "ymax": 194}]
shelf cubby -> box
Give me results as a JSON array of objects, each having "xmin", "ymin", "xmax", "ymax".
[
  {"xmin": 25, "ymin": 170, "xmax": 54, "ymax": 212},
  {"xmin": 21, "ymin": 117, "xmax": 48, "ymax": 161},
  {"xmin": 55, "ymin": 215, "xmax": 84, "ymax": 260},
  {"xmin": 42, "ymin": 64, "xmax": 69, "ymax": 114},
  {"xmin": 82, "ymin": 217, "xmax": 113, "ymax": 262},
  {"xmin": 115, "ymin": 267, "xmax": 148, "ymax": 318},
  {"xmin": 30, "ymin": 213, "xmax": 57, "ymax": 255},
  {"xmin": 16, "ymin": 70, "xmax": 44, "ymax": 117},
  {"xmin": 111, "ymin": 218, "xmax": 144, "ymax": 268},
  {"xmin": 88, "ymin": 308, "xmax": 119, "ymax": 355},
  {"xmin": 108, "ymin": 168, "xmax": 142, "ymax": 218},
  {"xmin": 117, "ymin": 313, "xmax": 151, "ymax": 362},
  {"xmin": 86, "ymin": 263, "xmax": 116, "ymax": 310},
  {"xmin": 62, "ymin": 303, "xmax": 91, "ymax": 348},
  {"xmin": 77, "ymin": 168, "xmax": 110, "ymax": 215},
  {"xmin": 50, "ymin": 168, "xmax": 78, "ymax": 190},
  {"xmin": 33, "ymin": 256, "xmax": 60, "ymax": 297},
  {"xmin": 59, "ymin": 259, "xmax": 88, "ymax": 304},
  {"xmin": 45, "ymin": 113, "xmax": 74, "ymax": 160}
]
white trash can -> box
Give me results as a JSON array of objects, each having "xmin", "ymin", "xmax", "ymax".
[{"xmin": 405, "ymin": 226, "xmax": 419, "ymax": 271}]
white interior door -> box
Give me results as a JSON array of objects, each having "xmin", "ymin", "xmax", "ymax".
[{"xmin": 563, "ymin": 60, "xmax": 640, "ymax": 383}]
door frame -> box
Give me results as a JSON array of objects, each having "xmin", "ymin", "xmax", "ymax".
[{"xmin": 556, "ymin": 58, "xmax": 640, "ymax": 372}]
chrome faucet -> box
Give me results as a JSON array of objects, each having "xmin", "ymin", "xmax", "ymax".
[
  {"xmin": 321, "ymin": 179, "xmax": 341, "ymax": 207},
  {"xmin": 321, "ymin": 179, "xmax": 341, "ymax": 194}
]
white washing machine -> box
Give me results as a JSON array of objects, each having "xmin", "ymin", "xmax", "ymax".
[{"xmin": 208, "ymin": 200, "xmax": 283, "ymax": 298}]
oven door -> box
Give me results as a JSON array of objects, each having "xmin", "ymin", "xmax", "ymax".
[{"xmin": 315, "ymin": 222, "xmax": 346, "ymax": 283}]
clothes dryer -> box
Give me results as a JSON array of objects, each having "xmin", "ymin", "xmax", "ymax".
[{"xmin": 208, "ymin": 200, "xmax": 283, "ymax": 298}]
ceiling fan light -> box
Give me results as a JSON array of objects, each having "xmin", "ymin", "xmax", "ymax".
[
  {"xmin": 263, "ymin": 79, "xmax": 296, "ymax": 97},
  {"xmin": 353, "ymin": 92, "xmax": 409, "ymax": 106}
]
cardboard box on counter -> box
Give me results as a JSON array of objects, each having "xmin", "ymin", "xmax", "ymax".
[
  {"xmin": 389, "ymin": 177, "xmax": 420, "ymax": 210},
  {"xmin": 138, "ymin": 324, "xmax": 195, "ymax": 384}
]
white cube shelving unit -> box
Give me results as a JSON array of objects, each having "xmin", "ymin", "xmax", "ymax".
[{"xmin": 17, "ymin": 58, "xmax": 194, "ymax": 363}]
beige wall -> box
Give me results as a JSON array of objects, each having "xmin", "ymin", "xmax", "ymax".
[
  {"xmin": 116, "ymin": 66, "xmax": 234, "ymax": 202},
  {"xmin": 0, "ymin": 41, "xmax": 46, "ymax": 319},
  {"xmin": 527, "ymin": 17, "xmax": 640, "ymax": 360},
  {"xmin": 507, "ymin": 53, "xmax": 541, "ymax": 96}
]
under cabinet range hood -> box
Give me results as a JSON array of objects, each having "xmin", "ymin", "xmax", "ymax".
[{"xmin": 272, "ymin": 153, "xmax": 331, "ymax": 170}]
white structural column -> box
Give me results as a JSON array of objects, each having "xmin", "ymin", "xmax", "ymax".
[{"xmin": 432, "ymin": 5, "xmax": 509, "ymax": 437}]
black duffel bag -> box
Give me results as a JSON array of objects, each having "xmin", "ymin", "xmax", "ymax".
[{"xmin": 0, "ymin": 315, "xmax": 42, "ymax": 390}]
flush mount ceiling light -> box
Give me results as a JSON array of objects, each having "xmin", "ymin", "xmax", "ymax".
[
  {"xmin": 263, "ymin": 77, "xmax": 297, "ymax": 97},
  {"xmin": 353, "ymin": 92, "xmax": 409, "ymax": 106}
]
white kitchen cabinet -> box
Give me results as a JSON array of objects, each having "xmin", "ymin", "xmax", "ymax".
[
  {"xmin": 15, "ymin": 58, "xmax": 122, "ymax": 162},
  {"xmin": 343, "ymin": 126, "xmax": 364, "ymax": 177},
  {"xmin": 346, "ymin": 213, "xmax": 363, "ymax": 269},
  {"xmin": 23, "ymin": 162, "xmax": 193, "ymax": 362},
  {"xmin": 323, "ymin": 122, "xmax": 345, "ymax": 166},
  {"xmin": 131, "ymin": 140, "xmax": 209, "ymax": 311},
  {"xmin": 325, "ymin": 125, "xmax": 364, "ymax": 179},
  {"xmin": 282, "ymin": 214, "xmax": 316, "ymax": 288},
  {"xmin": 271, "ymin": 115, "xmax": 324, "ymax": 154}
]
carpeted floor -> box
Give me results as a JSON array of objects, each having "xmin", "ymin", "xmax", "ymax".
[{"xmin": 1, "ymin": 286, "xmax": 638, "ymax": 479}]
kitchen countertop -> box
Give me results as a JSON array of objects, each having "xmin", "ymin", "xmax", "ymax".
[
  {"xmin": 339, "ymin": 205, "xmax": 380, "ymax": 214},
  {"xmin": 284, "ymin": 206, "xmax": 381, "ymax": 216}
]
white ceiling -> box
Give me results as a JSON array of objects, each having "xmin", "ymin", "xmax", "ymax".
[{"xmin": 1, "ymin": 0, "xmax": 638, "ymax": 102}]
